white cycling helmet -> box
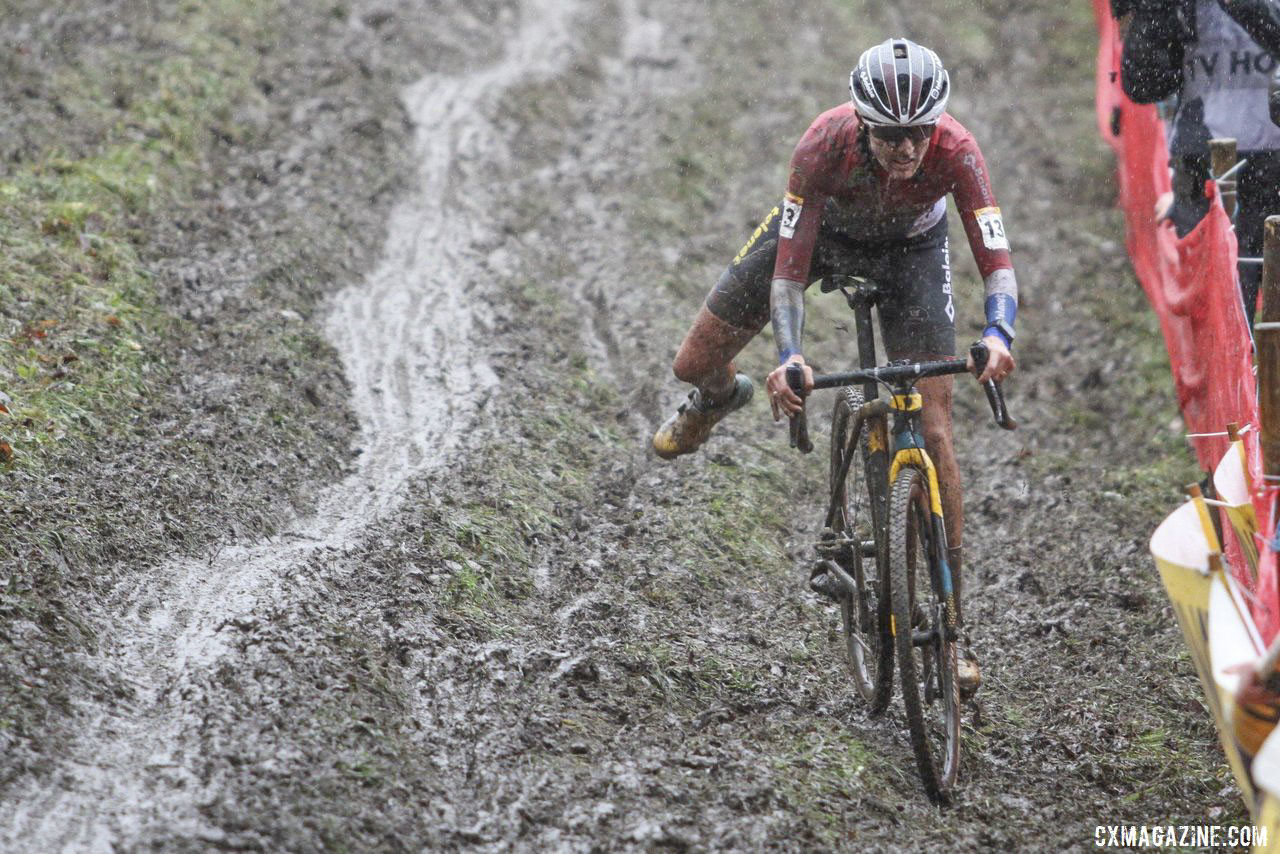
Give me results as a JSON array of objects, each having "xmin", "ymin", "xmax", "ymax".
[{"xmin": 849, "ymin": 38, "xmax": 950, "ymax": 127}]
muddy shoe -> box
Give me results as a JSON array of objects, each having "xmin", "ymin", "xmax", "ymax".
[
  {"xmin": 652, "ymin": 374, "xmax": 753, "ymax": 459},
  {"xmin": 957, "ymin": 648, "xmax": 982, "ymax": 698}
]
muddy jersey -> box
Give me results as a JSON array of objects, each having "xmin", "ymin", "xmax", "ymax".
[{"xmin": 773, "ymin": 104, "xmax": 1013, "ymax": 285}]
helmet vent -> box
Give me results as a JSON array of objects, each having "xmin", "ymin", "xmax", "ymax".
[{"xmin": 848, "ymin": 38, "xmax": 950, "ymax": 127}]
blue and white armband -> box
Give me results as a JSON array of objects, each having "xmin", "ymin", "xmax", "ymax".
[{"xmin": 983, "ymin": 293, "xmax": 1017, "ymax": 349}]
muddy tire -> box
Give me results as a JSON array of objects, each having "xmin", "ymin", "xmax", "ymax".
[
  {"xmin": 888, "ymin": 465, "xmax": 960, "ymax": 803},
  {"xmin": 830, "ymin": 388, "xmax": 893, "ymax": 713}
]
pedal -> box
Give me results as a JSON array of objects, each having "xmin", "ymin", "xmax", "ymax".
[
  {"xmin": 815, "ymin": 527, "xmax": 835, "ymax": 557},
  {"xmin": 910, "ymin": 628, "xmax": 938, "ymax": 648},
  {"xmin": 809, "ymin": 567, "xmax": 843, "ymax": 601},
  {"xmin": 815, "ymin": 528, "xmax": 860, "ymax": 564}
]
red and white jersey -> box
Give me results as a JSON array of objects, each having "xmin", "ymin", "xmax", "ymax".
[{"xmin": 773, "ymin": 104, "xmax": 1013, "ymax": 284}]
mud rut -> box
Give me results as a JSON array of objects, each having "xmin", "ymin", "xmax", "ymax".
[
  {"xmin": 2, "ymin": 0, "xmax": 1230, "ymax": 849},
  {"xmin": 2, "ymin": 0, "xmax": 569, "ymax": 846}
]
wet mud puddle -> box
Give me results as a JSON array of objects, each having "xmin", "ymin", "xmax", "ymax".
[{"xmin": 1, "ymin": 0, "xmax": 580, "ymax": 847}]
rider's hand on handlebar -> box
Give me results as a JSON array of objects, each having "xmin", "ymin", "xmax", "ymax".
[
  {"xmin": 766, "ymin": 355, "xmax": 813, "ymax": 420},
  {"xmin": 968, "ymin": 335, "xmax": 1016, "ymax": 384}
]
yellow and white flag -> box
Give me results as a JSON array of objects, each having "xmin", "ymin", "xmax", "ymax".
[
  {"xmin": 1151, "ymin": 498, "xmax": 1262, "ymax": 814},
  {"xmin": 1252, "ymin": 732, "xmax": 1280, "ymax": 851},
  {"xmin": 1213, "ymin": 434, "xmax": 1260, "ymax": 581}
]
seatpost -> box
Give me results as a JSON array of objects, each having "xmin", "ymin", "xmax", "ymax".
[{"xmin": 851, "ymin": 286, "xmax": 879, "ymax": 402}]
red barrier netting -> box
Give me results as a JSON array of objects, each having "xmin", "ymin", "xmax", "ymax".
[{"xmin": 1093, "ymin": 0, "xmax": 1277, "ymax": 638}]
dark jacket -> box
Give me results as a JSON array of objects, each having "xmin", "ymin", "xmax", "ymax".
[{"xmin": 1120, "ymin": 0, "xmax": 1280, "ymax": 103}]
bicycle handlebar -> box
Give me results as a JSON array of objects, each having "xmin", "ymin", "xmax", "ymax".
[
  {"xmin": 783, "ymin": 342, "xmax": 1017, "ymax": 442},
  {"xmin": 786, "ymin": 363, "xmax": 814, "ymax": 453},
  {"xmin": 968, "ymin": 342, "xmax": 1017, "ymax": 431},
  {"xmin": 803, "ymin": 356, "xmax": 971, "ymax": 391}
]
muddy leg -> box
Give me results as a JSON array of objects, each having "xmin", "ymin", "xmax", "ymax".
[
  {"xmin": 918, "ymin": 374, "xmax": 964, "ymax": 625},
  {"xmin": 671, "ymin": 304, "xmax": 758, "ymax": 405}
]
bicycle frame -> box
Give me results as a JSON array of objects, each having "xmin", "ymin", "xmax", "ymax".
[
  {"xmin": 822, "ymin": 280, "xmax": 891, "ymax": 584},
  {"xmin": 804, "ymin": 276, "xmax": 1014, "ymax": 640},
  {"xmin": 795, "ymin": 279, "xmax": 1015, "ymax": 801},
  {"xmin": 825, "ymin": 382, "xmax": 958, "ymax": 634},
  {"xmin": 884, "ymin": 388, "xmax": 957, "ymax": 637}
]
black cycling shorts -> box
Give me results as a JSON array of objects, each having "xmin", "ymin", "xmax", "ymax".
[{"xmin": 705, "ymin": 205, "xmax": 956, "ymax": 358}]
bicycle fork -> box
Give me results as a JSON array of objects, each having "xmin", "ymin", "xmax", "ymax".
[
  {"xmin": 930, "ymin": 514, "xmax": 959, "ymax": 641},
  {"xmin": 895, "ymin": 477, "xmax": 958, "ymax": 648},
  {"xmin": 887, "ymin": 400, "xmax": 959, "ymax": 646}
]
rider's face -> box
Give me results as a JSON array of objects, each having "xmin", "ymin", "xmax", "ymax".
[{"xmin": 867, "ymin": 126, "xmax": 932, "ymax": 180}]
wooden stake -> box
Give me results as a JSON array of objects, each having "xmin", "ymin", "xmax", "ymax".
[
  {"xmin": 1188, "ymin": 483, "xmax": 1224, "ymax": 553},
  {"xmin": 1228, "ymin": 421, "xmax": 1256, "ymax": 497},
  {"xmin": 1258, "ymin": 218, "xmax": 1280, "ymax": 477},
  {"xmin": 1211, "ymin": 137, "xmax": 1239, "ymax": 220},
  {"xmin": 1263, "ymin": 216, "xmax": 1280, "ymax": 324}
]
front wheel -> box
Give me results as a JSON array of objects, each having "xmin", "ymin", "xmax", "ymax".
[
  {"xmin": 888, "ymin": 465, "xmax": 960, "ymax": 803},
  {"xmin": 830, "ymin": 388, "xmax": 893, "ymax": 713}
]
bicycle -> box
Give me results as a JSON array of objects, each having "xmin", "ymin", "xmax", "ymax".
[{"xmin": 785, "ymin": 277, "xmax": 1015, "ymax": 803}]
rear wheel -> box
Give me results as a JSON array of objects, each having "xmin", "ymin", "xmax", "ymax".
[
  {"xmin": 829, "ymin": 388, "xmax": 893, "ymax": 713},
  {"xmin": 887, "ymin": 465, "xmax": 960, "ymax": 803}
]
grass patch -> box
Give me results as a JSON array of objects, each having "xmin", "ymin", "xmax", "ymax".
[{"xmin": 0, "ymin": 0, "xmax": 268, "ymax": 474}]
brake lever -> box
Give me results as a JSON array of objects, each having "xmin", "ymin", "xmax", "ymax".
[
  {"xmin": 969, "ymin": 341, "xmax": 1018, "ymax": 431},
  {"xmin": 786, "ymin": 364, "xmax": 814, "ymax": 454},
  {"xmin": 982, "ymin": 379, "xmax": 1018, "ymax": 430}
]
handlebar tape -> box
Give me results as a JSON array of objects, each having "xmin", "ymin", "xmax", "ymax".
[
  {"xmin": 969, "ymin": 341, "xmax": 1017, "ymax": 430},
  {"xmin": 785, "ymin": 364, "xmax": 813, "ymax": 453}
]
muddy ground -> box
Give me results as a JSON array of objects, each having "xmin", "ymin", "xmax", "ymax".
[{"xmin": 0, "ymin": 0, "xmax": 1244, "ymax": 850}]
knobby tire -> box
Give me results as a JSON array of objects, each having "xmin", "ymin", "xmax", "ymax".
[
  {"xmin": 830, "ymin": 388, "xmax": 893, "ymax": 713},
  {"xmin": 888, "ymin": 466, "xmax": 960, "ymax": 803}
]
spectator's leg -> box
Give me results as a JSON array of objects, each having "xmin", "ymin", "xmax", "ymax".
[
  {"xmin": 1238, "ymin": 151, "xmax": 1280, "ymax": 321},
  {"xmin": 1170, "ymin": 154, "xmax": 1211, "ymax": 238}
]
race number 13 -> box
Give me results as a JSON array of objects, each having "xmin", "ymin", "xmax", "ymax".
[{"xmin": 974, "ymin": 206, "xmax": 1009, "ymax": 251}]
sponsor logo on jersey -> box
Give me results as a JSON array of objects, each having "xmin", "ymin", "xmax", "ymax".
[
  {"xmin": 732, "ymin": 206, "xmax": 780, "ymax": 266},
  {"xmin": 779, "ymin": 192, "xmax": 803, "ymax": 239},
  {"xmin": 942, "ymin": 235, "xmax": 954, "ymax": 322},
  {"xmin": 963, "ymin": 152, "xmax": 995, "ymax": 206}
]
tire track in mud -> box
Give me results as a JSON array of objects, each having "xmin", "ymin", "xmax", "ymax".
[
  {"xmin": 0, "ymin": 1, "xmax": 582, "ymax": 848},
  {"xmin": 522, "ymin": 0, "xmax": 688, "ymax": 602},
  {"xmin": 383, "ymin": 6, "xmax": 839, "ymax": 845}
]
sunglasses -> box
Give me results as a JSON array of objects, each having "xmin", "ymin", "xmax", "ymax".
[{"xmin": 868, "ymin": 124, "xmax": 936, "ymax": 144}]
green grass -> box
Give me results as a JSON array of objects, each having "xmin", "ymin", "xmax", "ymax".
[{"xmin": 0, "ymin": 0, "xmax": 269, "ymax": 472}]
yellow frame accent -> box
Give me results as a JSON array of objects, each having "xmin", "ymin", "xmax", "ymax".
[
  {"xmin": 890, "ymin": 392, "xmax": 923, "ymax": 413},
  {"xmin": 867, "ymin": 419, "xmax": 887, "ymax": 453},
  {"xmin": 889, "ymin": 447, "xmax": 944, "ymax": 516}
]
